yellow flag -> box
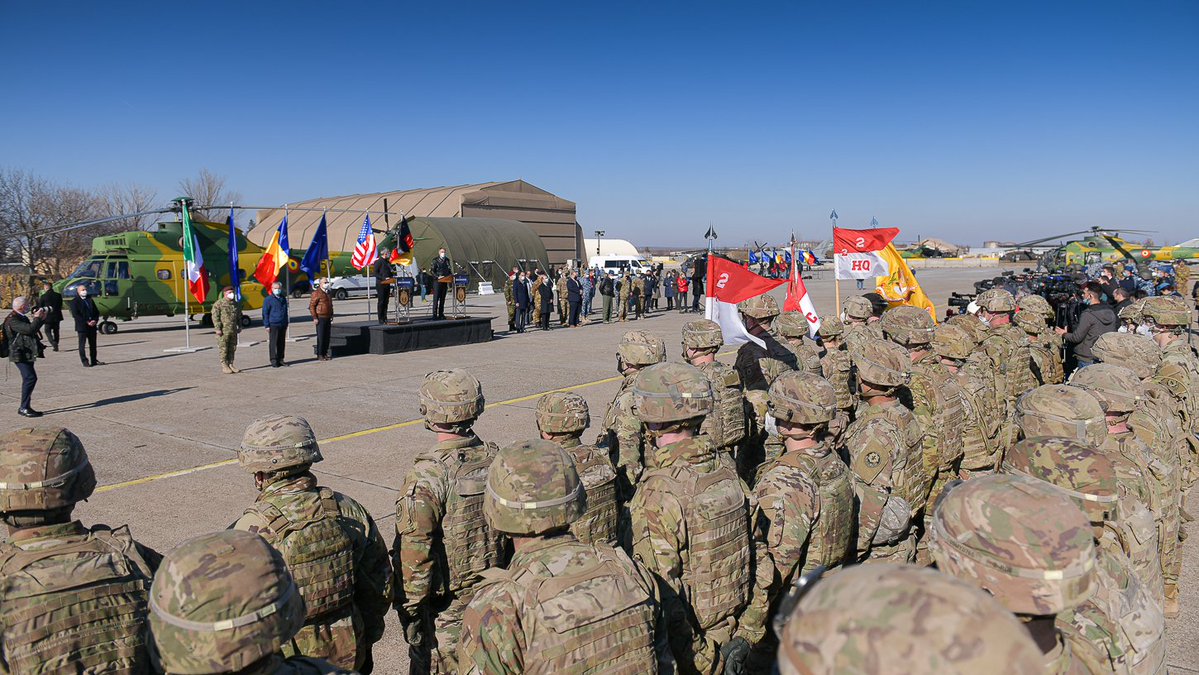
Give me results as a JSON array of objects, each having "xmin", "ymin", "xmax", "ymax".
[{"xmin": 875, "ymin": 243, "xmax": 937, "ymax": 321}]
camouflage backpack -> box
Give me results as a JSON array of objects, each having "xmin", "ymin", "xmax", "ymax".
[
  {"xmin": 908, "ymin": 357, "xmax": 966, "ymax": 497},
  {"xmin": 439, "ymin": 442, "xmax": 506, "ymax": 594},
  {"xmin": 783, "ymin": 451, "xmax": 853, "ymax": 574},
  {"xmin": 565, "ymin": 442, "xmax": 619, "ymax": 547},
  {"xmin": 753, "ymin": 456, "xmax": 820, "ymax": 586},
  {"xmin": 696, "ymin": 360, "xmax": 748, "ymax": 451}
]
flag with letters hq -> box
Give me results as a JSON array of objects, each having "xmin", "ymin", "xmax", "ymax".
[{"xmin": 351, "ymin": 215, "xmax": 378, "ymax": 270}]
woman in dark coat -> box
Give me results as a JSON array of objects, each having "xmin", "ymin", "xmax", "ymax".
[
  {"xmin": 512, "ymin": 272, "xmax": 531, "ymax": 333},
  {"xmin": 535, "ymin": 272, "xmax": 554, "ymax": 330}
]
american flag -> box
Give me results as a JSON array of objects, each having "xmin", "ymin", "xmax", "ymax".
[{"xmin": 351, "ymin": 215, "xmax": 378, "ymax": 270}]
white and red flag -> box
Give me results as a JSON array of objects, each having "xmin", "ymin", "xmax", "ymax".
[
  {"xmin": 705, "ymin": 254, "xmax": 786, "ymax": 348},
  {"xmin": 784, "ymin": 242, "xmax": 821, "ymax": 338},
  {"xmin": 833, "ymin": 227, "xmax": 899, "ymax": 280}
]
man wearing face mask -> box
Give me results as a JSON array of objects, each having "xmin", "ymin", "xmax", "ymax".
[
  {"xmin": 262, "ymin": 281, "xmax": 290, "ymax": 367},
  {"xmin": 211, "ymin": 285, "xmax": 242, "ymax": 374},
  {"xmin": 430, "ymin": 247, "xmax": 452, "ymax": 320},
  {"xmin": 310, "ymin": 278, "xmax": 335, "ymax": 361},
  {"xmin": 70, "ymin": 283, "xmax": 101, "ymax": 367},
  {"xmin": 1055, "ymin": 281, "xmax": 1116, "ymax": 371}
]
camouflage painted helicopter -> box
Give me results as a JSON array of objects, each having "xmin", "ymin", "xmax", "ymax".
[
  {"xmin": 51, "ymin": 198, "xmax": 378, "ymax": 333},
  {"xmin": 1014, "ymin": 226, "xmax": 1199, "ymax": 272}
]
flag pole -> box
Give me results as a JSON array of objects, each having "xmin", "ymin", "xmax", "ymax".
[
  {"xmin": 164, "ymin": 198, "xmax": 206, "ymax": 353},
  {"xmin": 831, "ymin": 209, "xmax": 840, "ymax": 311},
  {"xmin": 233, "ymin": 201, "xmax": 258, "ymax": 348}
]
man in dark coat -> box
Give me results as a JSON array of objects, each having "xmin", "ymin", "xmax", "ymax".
[
  {"xmin": 3, "ymin": 296, "xmax": 47, "ymax": 416},
  {"xmin": 566, "ymin": 269, "xmax": 582, "ymax": 327},
  {"xmin": 536, "ymin": 271, "xmax": 554, "ymax": 331},
  {"xmin": 70, "ymin": 284, "xmax": 101, "ymax": 367},
  {"xmin": 430, "ymin": 247, "xmax": 453, "ymax": 320},
  {"xmin": 513, "ymin": 271, "xmax": 531, "ymax": 333},
  {"xmin": 374, "ymin": 249, "xmax": 393, "ymax": 324},
  {"xmin": 36, "ymin": 280, "xmax": 63, "ymax": 351},
  {"xmin": 690, "ymin": 254, "xmax": 706, "ymax": 311},
  {"xmin": 1056, "ymin": 280, "xmax": 1117, "ymax": 371},
  {"xmin": 262, "ymin": 281, "xmax": 290, "ymax": 367}
]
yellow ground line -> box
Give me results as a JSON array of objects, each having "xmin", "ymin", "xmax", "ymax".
[{"xmin": 95, "ymin": 373, "xmax": 627, "ymax": 494}]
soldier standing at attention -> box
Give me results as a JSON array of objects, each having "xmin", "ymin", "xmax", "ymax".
[
  {"xmin": 816, "ymin": 316, "xmax": 855, "ymax": 444},
  {"xmin": 840, "ymin": 295, "xmax": 883, "ymax": 353},
  {"xmin": 148, "ymin": 530, "xmax": 350, "ymax": 674},
  {"xmin": 602, "ymin": 331, "xmax": 666, "ymax": 498},
  {"xmin": 457, "ymin": 440, "xmax": 672, "ymax": 674},
  {"xmin": 968, "ymin": 288, "xmax": 1037, "ymax": 448},
  {"xmin": 0, "ymin": 427, "xmax": 161, "ymax": 673},
  {"xmin": 734, "ymin": 294, "xmax": 797, "ymax": 393},
  {"xmin": 535, "ymin": 392, "xmax": 619, "ymax": 546},
  {"xmin": 774, "ymin": 312, "xmax": 824, "ymax": 375},
  {"xmin": 556, "ymin": 267, "xmax": 569, "ymax": 326},
  {"xmin": 231, "ymin": 415, "xmax": 393, "ymax": 671},
  {"xmin": 394, "ymin": 370, "xmax": 508, "ymax": 674},
  {"xmin": 503, "ymin": 266, "xmax": 517, "ymax": 332},
  {"xmin": 1143, "ymin": 297, "xmax": 1199, "ymax": 458},
  {"xmin": 930, "ymin": 323, "xmax": 1003, "ymax": 479},
  {"xmin": 212, "ymin": 285, "xmax": 242, "ymax": 374},
  {"xmin": 618, "ymin": 268, "xmax": 633, "ymax": 321},
  {"xmin": 627, "ymin": 362, "xmax": 762, "ymax": 674},
  {"xmin": 681, "ymin": 319, "xmax": 749, "ymax": 460}
]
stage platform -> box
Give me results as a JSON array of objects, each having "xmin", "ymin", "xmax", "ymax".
[{"xmin": 327, "ymin": 317, "xmax": 494, "ymax": 357}]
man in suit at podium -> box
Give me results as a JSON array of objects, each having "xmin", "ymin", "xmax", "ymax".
[
  {"xmin": 374, "ymin": 248, "xmax": 393, "ymax": 324},
  {"xmin": 430, "ymin": 247, "xmax": 452, "ymax": 320}
]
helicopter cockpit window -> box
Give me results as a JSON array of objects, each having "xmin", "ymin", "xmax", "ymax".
[
  {"xmin": 106, "ymin": 261, "xmax": 130, "ymax": 279},
  {"xmin": 158, "ymin": 269, "xmax": 172, "ymax": 280},
  {"xmin": 71, "ymin": 258, "xmax": 103, "ymax": 279}
]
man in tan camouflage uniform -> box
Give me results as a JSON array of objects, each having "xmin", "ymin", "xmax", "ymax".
[
  {"xmin": 1002, "ymin": 438, "xmax": 1166, "ymax": 673},
  {"xmin": 1014, "ymin": 310, "xmax": 1064, "ymax": 385},
  {"xmin": 618, "ymin": 270, "xmax": 632, "ymax": 321},
  {"xmin": 931, "ymin": 323, "xmax": 1004, "ymax": 479},
  {"xmin": 0, "ymin": 427, "xmax": 160, "ymax": 674},
  {"xmin": 231, "ymin": 415, "xmax": 393, "ymax": 671},
  {"xmin": 841, "ymin": 295, "xmax": 883, "ymax": 353},
  {"xmin": 773, "ymin": 312, "xmax": 824, "ymax": 375},
  {"xmin": 502, "ymin": 267, "xmax": 517, "ymax": 332},
  {"xmin": 602, "ymin": 330, "xmax": 665, "ymax": 496},
  {"xmin": 842, "ymin": 340, "xmax": 922, "ymax": 563},
  {"xmin": 1071, "ymin": 365, "xmax": 1182, "ymax": 618},
  {"xmin": 632, "ymin": 272, "xmax": 646, "ymax": 319},
  {"xmin": 929, "ymin": 474, "xmax": 1099, "ymax": 674},
  {"xmin": 681, "ymin": 319, "xmax": 748, "ymax": 460},
  {"xmin": 212, "ymin": 284, "xmax": 243, "ymax": 374},
  {"xmin": 1143, "ymin": 296, "xmax": 1199, "ymax": 481},
  {"xmin": 816, "ymin": 315, "xmax": 854, "ymax": 444},
  {"xmin": 394, "ymin": 370, "xmax": 508, "ymax": 674},
  {"xmin": 1015, "ymin": 385, "xmax": 1164, "ymax": 602},
  {"xmin": 534, "ymin": 391, "xmax": 619, "ymax": 546},
  {"xmin": 458, "ymin": 439, "xmax": 672, "ymax": 674},
  {"xmin": 1018, "ymin": 292, "xmax": 1065, "ymax": 382},
  {"xmin": 968, "ymin": 288, "xmax": 1037, "ymax": 448},
  {"xmin": 734, "ymin": 294, "xmax": 797, "ymax": 393},
  {"xmin": 148, "ymin": 529, "xmax": 349, "ymax": 674},
  {"xmin": 775, "ymin": 564, "xmax": 1044, "ymax": 675},
  {"xmin": 627, "ymin": 362, "xmax": 764, "ymax": 674}
]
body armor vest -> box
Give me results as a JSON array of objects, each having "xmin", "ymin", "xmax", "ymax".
[
  {"xmin": 1063, "ymin": 546, "xmax": 1165, "ymax": 675},
  {"xmin": 440, "ymin": 444, "xmax": 506, "ymax": 594},
  {"xmin": 954, "ymin": 367, "xmax": 1002, "ymax": 474},
  {"xmin": 851, "ymin": 402, "xmax": 925, "ymax": 518},
  {"xmin": 566, "ymin": 443, "xmax": 619, "ymax": 546},
  {"xmin": 821, "ymin": 348, "xmax": 855, "ymax": 411},
  {"xmin": 787, "ymin": 450, "xmax": 854, "ymax": 574},
  {"xmin": 909, "ymin": 359, "xmax": 966, "ymax": 485},
  {"xmin": 1030, "ymin": 337, "xmax": 1064, "ymax": 385},
  {"xmin": 0, "ymin": 526, "xmax": 152, "ymax": 674},
  {"xmin": 753, "ymin": 457, "xmax": 817, "ymax": 586},
  {"xmin": 247, "ymin": 487, "xmax": 355, "ymax": 620},
  {"xmin": 499, "ymin": 542, "xmax": 658, "ymax": 674},
  {"xmin": 698, "ymin": 361, "xmax": 748, "ymax": 451},
  {"xmin": 782, "ymin": 339, "xmax": 823, "ymax": 376}
]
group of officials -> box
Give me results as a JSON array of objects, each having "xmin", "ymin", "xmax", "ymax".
[{"xmin": 2, "ymin": 261, "xmax": 1197, "ymax": 673}]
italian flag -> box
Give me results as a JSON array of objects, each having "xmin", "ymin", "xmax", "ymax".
[{"xmin": 181, "ymin": 204, "xmax": 209, "ymax": 304}]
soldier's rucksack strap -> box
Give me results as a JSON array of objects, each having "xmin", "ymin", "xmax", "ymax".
[{"xmin": 244, "ymin": 501, "xmax": 293, "ymax": 543}]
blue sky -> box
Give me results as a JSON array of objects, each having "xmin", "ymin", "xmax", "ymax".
[{"xmin": 2, "ymin": 1, "xmax": 1195, "ymax": 246}]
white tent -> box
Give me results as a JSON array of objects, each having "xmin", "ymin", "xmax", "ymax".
[{"xmin": 583, "ymin": 238, "xmax": 640, "ymax": 257}]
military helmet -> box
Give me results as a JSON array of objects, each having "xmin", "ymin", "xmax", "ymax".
[
  {"xmin": 419, "ymin": 369, "xmax": 485, "ymax": 424},
  {"xmin": 842, "ymin": 296, "xmax": 873, "ymax": 321},
  {"xmin": 1118, "ymin": 298, "xmax": 1146, "ymax": 325},
  {"xmin": 484, "ymin": 439, "xmax": 585, "ymax": 536},
  {"xmin": 617, "ymin": 330, "xmax": 667, "ymax": 366},
  {"xmin": 976, "ymin": 288, "xmax": 1016, "ymax": 313},
  {"xmin": 1017, "ymin": 294, "xmax": 1055, "ymax": 322},
  {"xmin": 945, "ymin": 312, "xmax": 987, "ymax": 343},
  {"xmin": 769, "ymin": 371, "xmax": 836, "ymax": 425},
  {"xmin": 632, "ymin": 362, "xmax": 714, "ymax": 424},
  {"xmin": 1012, "ymin": 310, "xmax": 1044, "ymax": 335},
  {"xmin": 777, "ymin": 563, "xmax": 1043, "ymax": 675},
  {"xmin": 1015, "ymin": 385, "xmax": 1107, "ymax": 447},
  {"xmin": 1068, "ymin": 364, "xmax": 1142, "ymax": 414},
  {"xmin": 1002, "ymin": 437, "xmax": 1118, "ymax": 526},
  {"xmin": 818, "ymin": 315, "xmax": 845, "ymax": 338},
  {"xmin": 0, "ymin": 427, "xmax": 96, "ymax": 513},
  {"xmin": 149, "ymin": 530, "xmax": 306, "ymax": 674},
  {"xmin": 681, "ymin": 319, "xmax": 724, "ymax": 350},
  {"xmin": 535, "ymin": 391, "xmax": 589, "ymax": 435},
  {"xmin": 930, "ymin": 474, "xmax": 1096, "ymax": 616},
  {"xmin": 738, "ymin": 293, "xmax": 780, "ymax": 319},
  {"xmin": 850, "ymin": 340, "xmax": 910, "ymax": 388},
  {"xmin": 1091, "ymin": 332, "xmax": 1161, "ymax": 380},
  {"xmin": 237, "ymin": 415, "xmax": 322, "ymax": 473},
  {"xmin": 775, "ymin": 312, "xmax": 812, "ymax": 339},
  {"xmin": 1142, "ymin": 296, "xmax": 1191, "ymax": 327},
  {"xmin": 880, "ymin": 305, "xmax": 935, "ymax": 346},
  {"xmin": 931, "ymin": 323, "xmax": 976, "ymax": 361}
]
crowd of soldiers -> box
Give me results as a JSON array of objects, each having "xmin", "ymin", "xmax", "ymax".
[{"xmin": 1, "ymin": 279, "xmax": 1196, "ymax": 674}]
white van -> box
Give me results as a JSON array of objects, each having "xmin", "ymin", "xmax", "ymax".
[{"xmin": 589, "ymin": 255, "xmax": 651, "ymax": 275}]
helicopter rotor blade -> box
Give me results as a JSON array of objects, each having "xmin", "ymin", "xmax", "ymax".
[
  {"xmin": 207, "ymin": 204, "xmax": 409, "ymax": 218},
  {"xmin": 1011, "ymin": 230, "xmax": 1101, "ymax": 248},
  {"xmin": 27, "ymin": 208, "xmax": 178, "ymax": 240}
]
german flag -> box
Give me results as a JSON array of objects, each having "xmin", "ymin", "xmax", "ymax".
[{"xmin": 390, "ymin": 217, "xmax": 415, "ymax": 265}]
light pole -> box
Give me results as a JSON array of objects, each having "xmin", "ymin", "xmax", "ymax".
[{"xmin": 594, "ymin": 230, "xmax": 605, "ymax": 256}]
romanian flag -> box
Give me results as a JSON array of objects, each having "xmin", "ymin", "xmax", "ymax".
[
  {"xmin": 181, "ymin": 202, "xmax": 209, "ymax": 304},
  {"xmin": 254, "ymin": 216, "xmax": 291, "ymax": 288},
  {"xmin": 389, "ymin": 216, "xmax": 415, "ymax": 266},
  {"xmin": 876, "ymin": 243, "xmax": 937, "ymax": 321}
]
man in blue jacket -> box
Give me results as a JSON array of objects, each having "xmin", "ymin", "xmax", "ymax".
[{"xmin": 262, "ymin": 281, "xmax": 290, "ymax": 367}]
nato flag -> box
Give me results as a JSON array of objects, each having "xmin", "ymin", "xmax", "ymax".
[
  {"xmin": 300, "ymin": 214, "xmax": 330, "ymax": 281},
  {"xmin": 227, "ymin": 206, "xmax": 241, "ymax": 301}
]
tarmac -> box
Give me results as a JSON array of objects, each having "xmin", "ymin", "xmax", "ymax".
[{"xmin": 1, "ymin": 266, "xmax": 1196, "ymax": 673}]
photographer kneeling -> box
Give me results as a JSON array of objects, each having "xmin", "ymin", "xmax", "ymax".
[{"xmin": 1054, "ymin": 281, "xmax": 1116, "ymax": 373}]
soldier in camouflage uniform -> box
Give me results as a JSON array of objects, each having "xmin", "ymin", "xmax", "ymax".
[
  {"xmin": 932, "ymin": 323, "xmax": 1004, "ymax": 479},
  {"xmin": 602, "ymin": 330, "xmax": 666, "ymax": 496},
  {"xmin": 618, "ymin": 270, "xmax": 632, "ymax": 321},
  {"xmin": 503, "ymin": 268, "xmax": 516, "ymax": 332},
  {"xmin": 681, "ymin": 319, "xmax": 748, "ymax": 460},
  {"xmin": 775, "ymin": 563, "xmax": 1044, "ymax": 675},
  {"xmin": 534, "ymin": 392, "xmax": 619, "ymax": 546},
  {"xmin": 1014, "ymin": 310, "xmax": 1065, "ymax": 385},
  {"xmin": 1015, "ymin": 384, "xmax": 1164, "ymax": 602},
  {"xmin": 393, "ymin": 369, "xmax": 508, "ymax": 674},
  {"xmin": 880, "ymin": 306, "xmax": 965, "ymax": 562},
  {"xmin": 1143, "ymin": 296, "xmax": 1199, "ymax": 480},
  {"xmin": 212, "ymin": 285, "xmax": 243, "ymax": 374},
  {"xmin": 1117, "ymin": 297, "xmax": 1148, "ymax": 332},
  {"xmin": 458, "ymin": 439, "xmax": 671, "ymax": 674},
  {"xmin": 929, "ymin": 474, "xmax": 1099, "ymax": 675},
  {"xmin": 231, "ymin": 415, "xmax": 393, "ymax": 671},
  {"xmin": 968, "ymin": 288, "xmax": 1037, "ymax": 449},
  {"xmin": 149, "ymin": 530, "xmax": 349, "ymax": 674},
  {"xmin": 1018, "ymin": 292, "xmax": 1065, "ymax": 377},
  {"xmin": 734, "ymin": 294, "xmax": 797, "ymax": 393},
  {"xmin": 0, "ymin": 427, "xmax": 160, "ymax": 674},
  {"xmin": 1070, "ymin": 364, "xmax": 1182, "ymax": 618},
  {"xmin": 842, "ymin": 340, "xmax": 922, "ymax": 564},
  {"xmin": 816, "ymin": 316, "xmax": 854, "ymax": 444},
  {"xmin": 841, "ymin": 295, "xmax": 884, "ymax": 353},
  {"xmin": 774, "ymin": 312, "xmax": 824, "ymax": 376},
  {"xmin": 945, "ymin": 310, "xmax": 988, "ymax": 344},
  {"xmin": 556, "ymin": 268, "xmax": 569, "ymax": 326},
  {"xmin": 627, "ymin": 362, "xmax": 763, "ymax": 674},
  {"xmin": 632, "ymin": 273, "xmax": 646, "ymax": 319},
  {"xmin": 1002, "ymin": 438, "xmax": 1166, "ymax": 674}
]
